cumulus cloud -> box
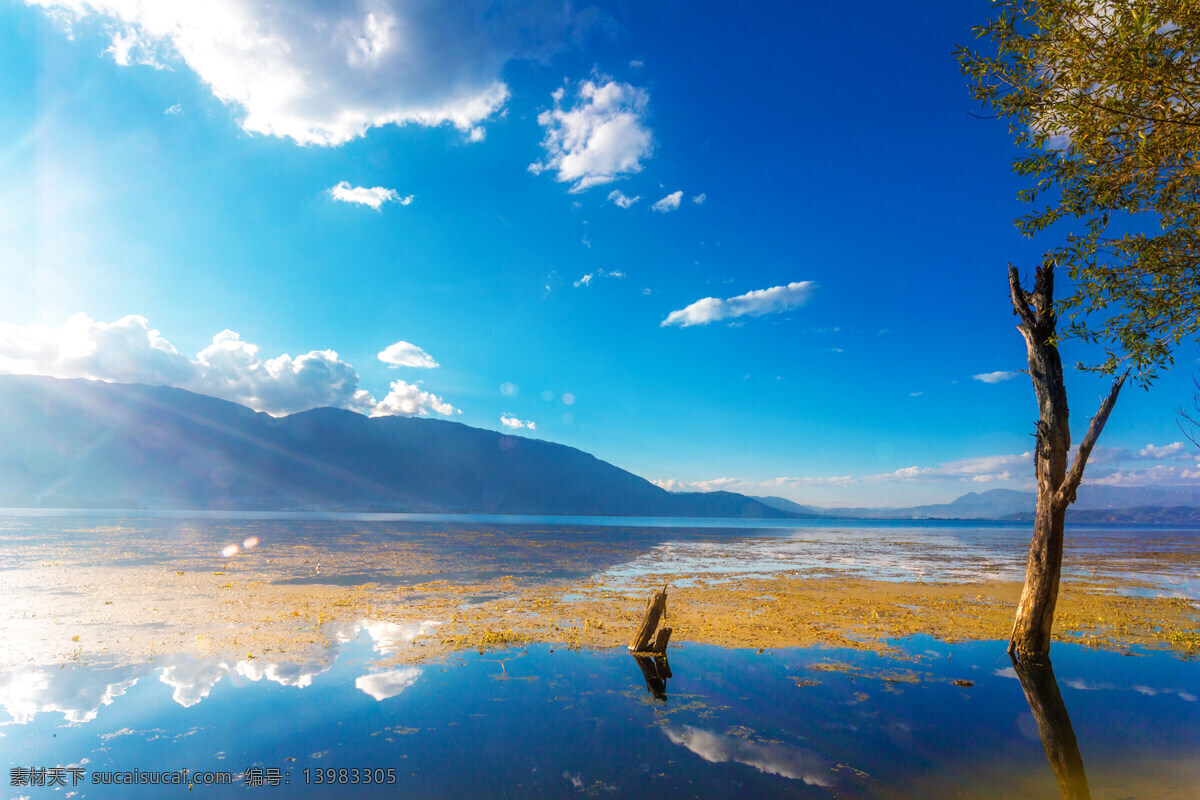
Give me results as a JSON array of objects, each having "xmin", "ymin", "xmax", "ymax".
[
  {"xmin": 607, "ymin": 189, "xmax": 640, "ymax": 208},
  {"xmin": 651, "ymin": 190, "xmax": 682, "ymax": 213},
  {"xmin": 30, "ymin": 0, "xmax": 594, "ymax": 145},
  {"xmin": 500, "ymin": 414, "xmax": 536, "ymax": 430},
  {"xmin": 662, "ymin": 281, "xmax": 816, "ymax": 327},
  {"xmin": 377, "ymin": 340, "xmax": 439, "ymax": 368},
  {"xmin": 0, "ymin": 314, "xmax": 458, "ymax": 418},
  {"xmin": 530, "ymin": 79, "xmax": 654, "ymax": 192},
  {"xmin": 372, "ymin": 379, "xmax": 458, "ymax": 417},
  {"xmin": 329, "ymin": 181, "xmax": 413, "ymax": 210},
  {"xmin": 692, "ymin": 193, "xmax": 707, "ymax": 205},
  {"xmin": 973, "ymin": 370, "xmax": 1021, "ymax": 384}
]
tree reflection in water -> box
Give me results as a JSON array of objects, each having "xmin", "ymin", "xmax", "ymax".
[
  {"xmin": 1012, "ymin": 654, "xmax": 1092, "ymax": 800},
  {"xmin": 632, "ymin": 654, "xmax": 673, "ymax": 702}
]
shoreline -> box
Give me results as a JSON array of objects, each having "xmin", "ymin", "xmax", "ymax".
[{"xmin": 4, "ymin": 565, "xmax": 1197, "ymax": 671}]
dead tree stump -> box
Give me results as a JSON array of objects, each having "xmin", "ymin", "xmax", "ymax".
[{"xmin": 629, "ymin": 586, "xmax": 671, "ymax": 654}]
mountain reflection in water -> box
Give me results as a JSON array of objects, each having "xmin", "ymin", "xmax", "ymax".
[{"xmin": 1, "ymin": 634, "xmax": 1196, "ymax": 799}]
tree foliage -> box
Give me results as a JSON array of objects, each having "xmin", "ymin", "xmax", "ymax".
[{"xmin": 957, "ymin": 1, "xmax": 1200, "ymax": 385}]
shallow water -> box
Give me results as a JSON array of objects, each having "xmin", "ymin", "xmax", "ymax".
[
  {"xmin": 2, "ymin": 631, "xmax": 1198, "ymax": 799},
  {"xmin": 1, "ymin": 512, "xmax": 1198, "ymax": 797},
  {"xmin": 1, "ymin": 512, "xmax": 1197, "ymax": 598}
]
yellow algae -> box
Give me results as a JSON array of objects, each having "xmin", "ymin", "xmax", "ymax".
[{"xmin": 0, "ymin": 526, "xmax": 1197, "ymax": 669}]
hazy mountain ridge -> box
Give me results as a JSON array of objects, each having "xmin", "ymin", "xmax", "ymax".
[
  {"xmin": 757, "ymin": 487, "xmax": 1200, "ymax": 524},
  {"xmin": 0, "ymin": 375, "xmax": 792, "ymax": 518}
]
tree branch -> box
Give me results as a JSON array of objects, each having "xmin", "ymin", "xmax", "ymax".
[
  {"xmin": 1054, "ymin": 369, "xmax": 1130, "ymax": 510},
  {"xmin": 1009, "ymin": 264, "xmax": 1037, "ymax": 328}
]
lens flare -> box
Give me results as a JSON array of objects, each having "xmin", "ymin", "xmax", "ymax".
[
  {"xmin": 221, "ymin": 544, "xmax": 239, "ymax": 558},
  {"xmin": 242, "ymin": 536, "xmax": 259, "ymax": 549}
]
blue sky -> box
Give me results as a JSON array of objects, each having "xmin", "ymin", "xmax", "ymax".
[{"xmin": 1, "ymin": 0, "xmax": 1197, "ymax": 507}]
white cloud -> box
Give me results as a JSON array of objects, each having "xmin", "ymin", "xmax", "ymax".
[
  {"xmin": 164, "ymin": 103, "xmax": 181, "ymax": 115},
  {"xmin": 105, "ymin": 25, "xmax": 164, "ymax": 68},
  {"xmin": 329, "ymin": 181, "xmax": 412, "ymax": 211},
  {"xmin": 607, "ymin": 189, "xmax": 640, "ymax": 208},
  {"xmin": 766, "ymin": 475, "xmax": 858, "ymax": 487},
  {"xmin": 372, "ymin": 379, "xmax": 459, "ymax": 417},
  {"xmin": 530, "ymin": 79, "xmax": 654, "ymax": 192},
  {"xmin": 193, "ymin": 330, "xmax": 377, "ymax": 415},
  {"xmin": 652, "ymin": 477, "xmax": 747, "ymax": 492},
  {"xmin": 573, "ymin": 268, "xmax": 624, "ymax": 288},
  {"xmin": 867, "ymin": 452, "xmax": 1032, "ymax": 484},
  {"xmin": 973, "ymin": 370, "xmax": 1021, "ymax": 384},
  {"xmin": 1138, "ymin": 442, "xmax": 1189, "ymax": 460},
  {"xmin": 0, "ymin": 314, "xmax": 458, "ymax": 418},
  {"xmin": 651, "ymin": 190, "xmax": 683, "ymax": 213},
  {"xmin": 1089, "ymin": 465, "xmax": 1200, "ymax": 487},
  {"xmin": 0, "ymin": 313, "xmax": 199, "ymax": 386},
  {"xmin": 29, "ymin": 0, "xmax": 593, "ymax": 146},
  {"xmin": 377, "ymin": 340, "xmax": 439, "ymax": 369},
  {"xmin": 662, "ymin": 281, "xmax": 816, "ymax": 327},
  {"xmin": 692, "ymin": 193, "xmax": 706, "ymax": 205},
  {"xmin": 500, "ymin": 414, "xmax": 536, "ymax": 430}
]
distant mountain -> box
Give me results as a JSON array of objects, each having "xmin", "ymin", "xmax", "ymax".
[
  {"xmin": 1006, "ymin": 505, "xmax": 1200, "ymax": 525},
  {"xmin": 815, "ymin": 489, "xmax": 1036, "ymax": 520},
  {"xmin": 812, "ymin": 485, "xmax": 1200, "ymax": 521},
  {"xmin": 750, "ymin": 496, "xmax": 823, "ymax": 516},
  {"xmin": 0, "ymin": 375, "xmax": 793, "ymax": 518}
]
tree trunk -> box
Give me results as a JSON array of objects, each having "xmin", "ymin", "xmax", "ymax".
[{"xmin": 1006, "ymin": 265, "xmax": 1127, "ymax": 660}]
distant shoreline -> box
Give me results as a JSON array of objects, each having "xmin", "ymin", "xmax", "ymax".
[{"xmin": 5, "ymin": 505, "xmax": 1200, "ymax": 528}]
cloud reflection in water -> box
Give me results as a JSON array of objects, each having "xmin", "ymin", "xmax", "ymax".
[
  {"xmin": 662, "ymin": 724, "xmax": 832, "ymax": 786},
  {"xmin": 0, "ymin": 618, "xmax": 439, "ymax": 723}
]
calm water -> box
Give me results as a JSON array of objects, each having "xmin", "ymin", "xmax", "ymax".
[
  {"xmin": 2, "ymin": 510, "xmax": 1197, "ymax": 597},
  {"xmin": 1, "ymin": 512, "xmax": 1198, "ymax": 798},
  {"xmin": 2, "ymin": 633, "xmax": 1198, "ymax": 799}
]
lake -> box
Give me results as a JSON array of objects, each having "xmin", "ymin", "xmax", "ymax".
[{"xmin": 1, "ymin": 512, "xmax": 1198, "ymax": 798}]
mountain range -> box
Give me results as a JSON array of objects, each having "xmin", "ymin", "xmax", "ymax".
[
  {"xmin": 754, "ymin": 486, "xmax": 1200, "ymax": 522},
  {"xmin": 0, "ymin": 375, "xmax": 1196, "ymax": 523},
  {"xmin": 0, "ymin": 375, "xmax": 793, "ymax": 517}
]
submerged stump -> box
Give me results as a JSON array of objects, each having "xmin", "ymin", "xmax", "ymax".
[{"xmin": 629, "ymin": 585, "xmax": 671, "ymax": 654}]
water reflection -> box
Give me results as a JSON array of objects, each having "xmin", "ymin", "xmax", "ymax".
[
  {"xmin": 1011, "ymin": 655, "xmax": 1091, "ymax": 800},
  {"xmin": 0, "ymin": 620, "xmax": 436, "ymax": 724},
  {"xmin": 2, "ymin": 638, "xmax": 1197, "ymax": 799},
  {"xmin": 0, "ymin": 665, "xmax": 139, "ymax": 724},
  {"xmin": 662, "ymin": 724, "xmax": 832, "ymax": 786},
  {"xmin": 631, "ymin": 654, "xmax": 672, "ymax": 701}
]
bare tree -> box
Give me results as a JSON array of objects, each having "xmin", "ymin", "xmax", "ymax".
[{"xmin": 1006, "ymin": 264, "xmax": 1127, "ymax": 659}]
